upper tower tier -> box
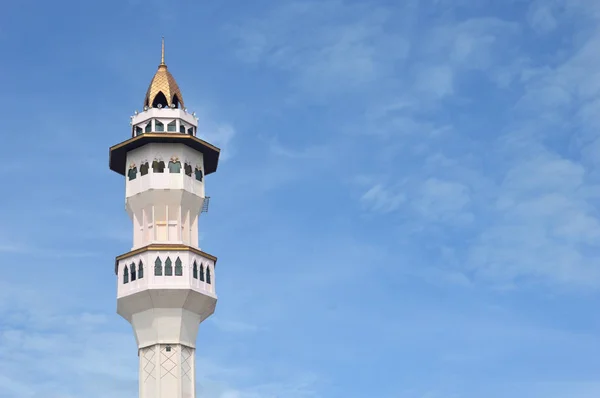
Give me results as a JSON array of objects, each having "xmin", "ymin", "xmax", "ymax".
[
  {"xmin": 109, "ymin": 38, "xmax": 220, "ymax": 177},
  {"xmin": 144, "ymin": 38, "xmax": 185, "ymax": 109}
]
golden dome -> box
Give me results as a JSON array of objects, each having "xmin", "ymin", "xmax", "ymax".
[{"xmin": 143, "ymin": 38, "xmax": 185, "ymax": 109}]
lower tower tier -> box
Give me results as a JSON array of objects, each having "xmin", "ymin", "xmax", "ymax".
[{"xmin": 115, "ymin": 244, "xmax": 218, "ymax": 398}]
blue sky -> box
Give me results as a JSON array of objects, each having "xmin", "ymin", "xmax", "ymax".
[{"xmin": 1, "ymin": 0, "xmax": 600, "ymax": 396}]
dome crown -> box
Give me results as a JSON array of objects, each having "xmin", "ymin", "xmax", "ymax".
[{"xmin": 143, "ymin": 38, "xmax": 184, "ymax": 109}]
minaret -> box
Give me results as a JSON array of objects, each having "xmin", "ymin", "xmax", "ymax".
[{"xmin": 109, "ymin": 38, "xmax": 221, "ymax": 398}]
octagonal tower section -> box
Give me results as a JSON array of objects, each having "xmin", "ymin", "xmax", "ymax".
[{"xmin": 109, "ymin": 113, "xmax": 220, "ymax": 398}]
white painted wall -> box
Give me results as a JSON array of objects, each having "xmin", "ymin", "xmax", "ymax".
[{"xmin": 125, "ymin": 144, "xmax": 206, "ymax": 250}]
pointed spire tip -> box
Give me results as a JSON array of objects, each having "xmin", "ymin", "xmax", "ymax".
[{"xmin": 160, "ymin": 36, "xmax": 165, "ymax": 66}]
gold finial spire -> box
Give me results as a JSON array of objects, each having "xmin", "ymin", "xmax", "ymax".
[{"xmin": 144, "ymin": 36, "xmax": 185, "ymax": 108}]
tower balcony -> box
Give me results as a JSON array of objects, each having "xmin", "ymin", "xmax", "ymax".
[
  {"xmin": 130, "ymin": 107, "xmax": 199, "ymax": 138},
  {"xmin": 115, "ymin": 244, "xmax": 217, "ymax": 349},
  {"xmin": 125, "ymin": 163, "xmax": 205, "ymax": 198},
  {"xmin": 116, "ymin": 244, "xmax": 216, "ymax": 299},
  {"xmin": 109, "ymin": 134, "xmax": 220, "ymax": 177},
  {"xmin": 124, "ymin": 142, "xmax": 207, "ymax": 199}
]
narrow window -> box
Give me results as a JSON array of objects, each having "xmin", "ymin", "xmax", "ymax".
[
  {"xmin": 168, "ymin": 159, "xmax": 181, "ymax": 173},
  {"xmin": 200, "ymin": 264, "xmax": 205, "ymax": 281},
  {"xmin": 167, "ymin": 121, "xmax": 176, "ymax": 132},
  {"xmin": 145, "ymin": 122, "xmax": 152, "ymax": 133},
  {"xmin": 135, "ymin": 126, "xmax": 143, "ymax": 136},
  {"xmin": 175, "ymin": 257, "xmax": 183, "ymax": 276},
  {"xmin": 152, "ymin": 160, "xmax": 165, "ymax": 173},
  {"xmin": 155, "ymin": 121, "xmax": 164, "ymax": 132},
  {"xmin": 123, "ymin": 265, "xmax": 129, "ymax": 284},
  {"xmin": 165, "ymin": 257, "xmax": 173, "ymax": 276},
  {"xmin": 130, "ymin": 262, "xmax": 136, "ymax": 281},
  {"xmin": 179, "ymin": 124, "xmax": 186, "ymax": 134},
  {"xmin": 187, "ymin": 127, "xmax": 194, "ymax": 135},
  {"xmin": 184, "ymin": 163, "xmax": 192, "ymax": 177},
  {"xmin": 194, "ymin": 167, "xmax": 203, "ymax": 182},
  {"xmin": 206, "ymin": 266, "xmax": 212, "ymax": 284},
  {"xmin": 138, "ymin": 260, "xmax": 144, "ymax": 279},
  {"xmin": 154, "ymin": 257, "xmax": 163, "ymax": 276},
  {"xmin": 128, "ymin": 166, "xmax": 137, "ymax": 181},
  {"xmin": 140, "ymin": 162, "xmax": 149, "ymax": 176},
  {"xmin": 193, "ymin": 261, "xmax": 198, "ymax": 279}
]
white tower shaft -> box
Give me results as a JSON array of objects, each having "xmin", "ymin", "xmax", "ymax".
[{"xmin": 110, "ymin": 42, "xmax": 221, "ymax": 398}]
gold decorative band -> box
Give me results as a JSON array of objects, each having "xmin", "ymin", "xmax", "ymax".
[{"xmin": 114, "ymin": 243, "xmax": 217, "ymax": 274}]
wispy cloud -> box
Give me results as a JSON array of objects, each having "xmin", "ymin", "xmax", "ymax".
[
  {"xmin": 228, "ymin": 0, "xmax": 408, "ymax": 97},
  {"xmin": 3, "ymin": 0, "xmax": 600, "ymax": 397},
  {"xmin": 360, "ymin": 183, "xmax": 406, "ymax": 213},
  {"xmin": 211, "ymin": 318, "xmax": 260, "ymax": 334},
  {"xmin": 185, "ymin": 104, "xmax": 237, "ymax": 161},
  {"xmin": 0, "ymin": 281, "xmax": 320, "ymax": 398}
]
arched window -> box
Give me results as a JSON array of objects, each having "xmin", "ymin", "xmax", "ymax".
[
  {"xmin": 167, "ymin": 121, "xmax": 176, "ymax": 132},
  {"xmin": 130, "ymin": 262, "xmax": 136, "ymax": 281},
  {"xmin": 179, "ymin": 124, "xmax": 186, "ymax": 134},
  {"xmin": 152, "ymin": 92, "xmax": 168, "ymax": 108},
  {"xmin": 135, "ymin": 126, "xmax": 143, "ymax": 136},
  {"xmin": 152, "ymin": 160, "xmax": 165, "ymax": 173},
  {"xmin": 194, "ymin": 167, "xmax": 203, "ymax": 182},
  {"xmin": 193, "ymin": 261, "xmax": 198, "ymax": 279},
  {"xmin": 175, "ymin": 257, "xmax": 183, "ymax": 276},
  {"xmin": 154, "ymin": 257, "xmax": 163, "ymax": 276},
  {"xmin": 187, "ymin": 127, "xmax": 194, "ymax": 135},
  {"xmin": 200, "ymin": 264, "xmax": 205, "ymax": 281},
  {"xmin": 123, "ymin": 265, "xmax": 129, "ymax": 284},
  {"xmin": 145, "ymin": 122, "xmax": 152, "ymax": 133},
  {"xmin": 206, "ymin": 266, "xmax": 212, "ymax": 284},
  {"xmin": 128, "ymin": 166, "xmax": 137, "ymax": 181},
  {"xmin": 168, "ymin": 159, "xmax": 181, "ymax": 173},
  {"xmin": 138, "ymin": 260, "xmax": 144, "ymax": 279},
  {"xmin": 172, "ymin": 94, "xmax": 181, "ymax": 108},
  {"xmin": 165, "ymin": 257, "xmax": 173, "ymax": 276},
  {"xmin": 155, "ymin": 121, "xmax": 164, "ymax": 132},
  {"xmin": 184, "ymin": 163, "xmax": 192, "ymax": 177},
  {"xmin": 140, "ymin": 162, "xmax": 149, "ymax": 176}
]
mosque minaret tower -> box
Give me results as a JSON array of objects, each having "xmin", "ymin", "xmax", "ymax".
[{"xmin": 109, "ymin": 38, "xmax": 221, "ymax": 398}]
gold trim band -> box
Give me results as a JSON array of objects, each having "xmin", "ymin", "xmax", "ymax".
[{"xmin": 114, "ymin": 243, "xmax": 217, "ymax": 274}]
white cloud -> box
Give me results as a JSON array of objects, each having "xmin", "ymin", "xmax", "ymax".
[
  {"xmin": 414, "ymin": 65, "xmax": 454, "ymax": 99},
  {"xmin": 528, "ymin": 2, "xmax": 560, "ymax": 34},
  {"xmin": 183, "ymin": 105, "xmax": 237, "ymax": 161},
  {"xmin": 211, "ymin": 318, "xmax": 260, "ymax": 334},
  {"xmin": 414, "ymin": 178, "xmax": 472, "ymax": 224},
  {"xmin": 265, "ymin": 137, "xmax": 330, "ymax": 160},
  {"xmin": 465, "ymin": 150, "xmax": 600, "ymax": 287},
  {"xmin": 334, "ymin": 3, "xmax": 600, "ymax": 289},
  {"xmin": 228, "ymin": 0, "xmax": 408, "ymax": 96},
  {"xmin": 360, "ymin": 183, "xmax": 405, "ymax": 213}
]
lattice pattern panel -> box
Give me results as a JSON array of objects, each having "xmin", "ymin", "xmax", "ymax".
[
  {"xmin": 181, "ymin": 346, "xmax": 193, "ymax": 381},
  {"xmin": 141, "ymin": 346, "xmax": 156, "ymax": 382},
  {"xmin": 160, "ymin": 345, "xmax": 179, "ymax": 379}
]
